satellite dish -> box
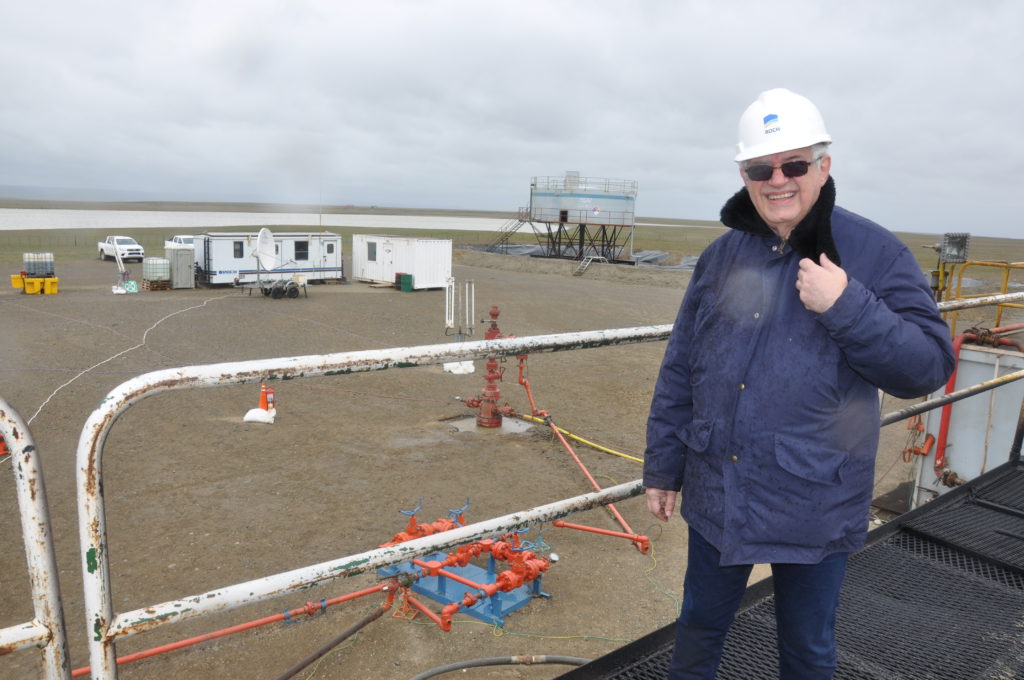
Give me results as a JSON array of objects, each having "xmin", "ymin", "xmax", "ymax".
[{"xmin": 255, "ymin": 228, "xmax": 277, "ymax": 271}]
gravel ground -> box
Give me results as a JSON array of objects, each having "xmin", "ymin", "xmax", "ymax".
[{"xmin": 0, "ymin": 248, "xmax": 974, "ymax": 679}]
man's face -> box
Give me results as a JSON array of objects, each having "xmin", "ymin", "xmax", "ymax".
[{"xmin": 740, "ymin": 146, "xmax": 831, "ymax": 239}]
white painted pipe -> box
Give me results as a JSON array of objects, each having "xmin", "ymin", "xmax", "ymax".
[{"xmin": 0, "ymin": 398, "xmax": 70, "ymax": 678}]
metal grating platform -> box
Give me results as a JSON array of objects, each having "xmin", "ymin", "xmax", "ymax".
[
  {"xmin": 557, "ymin": 463, "xmax": 1024, "ymax": 679},
  {"xmin": 902, "ymin": 468, "xmax": 1024, "ymax": 573}
]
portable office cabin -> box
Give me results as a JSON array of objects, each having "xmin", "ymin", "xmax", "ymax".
[
  {"xmin": 194, "ymin": 231, "xmax": 343, "ymax": 286},
  {"xmin": 351, "ymin": 235, "xmax": 451, "ymax": 289}
]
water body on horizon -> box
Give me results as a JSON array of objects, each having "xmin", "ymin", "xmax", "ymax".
[
  {"xmin": 0, "ymin": 208, "xmax": 510, "ymax": 232},
  {"xmin": 0, "ymin": 208, "xmax": 705, "ymax": 234}
]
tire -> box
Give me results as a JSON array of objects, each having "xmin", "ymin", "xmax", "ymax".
[{"xmin": 286, "ymin": 283, "xmax": 300, "ymax": 298}]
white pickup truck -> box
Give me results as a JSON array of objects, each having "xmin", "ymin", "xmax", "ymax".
[
  {"xmin": 98, "ymin": 236, "xmax": 145, "ymax": 262},
  {"xmin": 164, "ymin": 234, "xmax": 195, "ymax": 248}
]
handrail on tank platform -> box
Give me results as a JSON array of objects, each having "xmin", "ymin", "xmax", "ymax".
[
  {"xmin": 0, "ymin": 398, "xmax": 70, "ymax": 678},
  {"xmin": 941, "ymin": 261, "xmax": 1024, "ymax": 335},
  {"xmin": 76, "ymin": 326, "xmax": 670, "ymax": 679}
]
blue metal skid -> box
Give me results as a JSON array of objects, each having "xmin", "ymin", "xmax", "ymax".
[{"xmin": 378, "ymin": 551, "xmax": 550, "ymax": 626}]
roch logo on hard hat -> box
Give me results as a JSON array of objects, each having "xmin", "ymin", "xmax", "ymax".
[{"xmin": 735, "ymin": 88, "xmax": 831, "ymax": 162}]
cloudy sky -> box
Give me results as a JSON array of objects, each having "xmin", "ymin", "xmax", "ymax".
[{"xmin": 1, "ymin": 1, "xmax": 1021, "ymax": 238}]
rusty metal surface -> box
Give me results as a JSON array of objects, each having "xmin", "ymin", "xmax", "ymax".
[
  {"xmin": 937, "ymin": 290, "xmax": 1024, "ymax": 312},
  {"xmin": 0, "ymin": 397, "xmax": 71, "ymax": 678},
  {"xmin": 76, "ymin": 327, "xmax": 668, "ymax": 679},
  {"xmin": 0, "ymin": 620, "xmax": 49, "ymax": 656}
]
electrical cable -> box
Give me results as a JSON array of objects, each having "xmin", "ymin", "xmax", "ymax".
[
  {"xmin": 25, "ymin": 294, "xmax": 235, "ymax": 426},
  {"xmin": 1, "ymin": 294, "xmax": 235, "ymax": 468},
  {"xmin": 515, "ymin": 413, "xmax": 643, "ymax": 463},
  {"xmin": 406, "ymin": 655, "xmax": 591, "ymax": 680}
]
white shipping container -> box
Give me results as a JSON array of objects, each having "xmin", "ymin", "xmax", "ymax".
[{"xmin": 351, "ymin": 235, "xmax": 452, "ymax": 289}]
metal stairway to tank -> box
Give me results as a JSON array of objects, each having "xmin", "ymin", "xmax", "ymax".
[{"xmin": 573, "ymin": 256, "xmax": 607, "ymax": 276}]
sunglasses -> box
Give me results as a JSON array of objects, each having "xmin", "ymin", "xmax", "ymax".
[{"xmin": 743, "ymin": 157, "xmax": 821, "ymax": 182}]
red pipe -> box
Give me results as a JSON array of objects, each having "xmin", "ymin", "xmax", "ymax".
[
  {"xmin": 404, "ymin": 594, "xmax": 447, "ymax": 630},
  {"xmin": 70, "ymin": 582, "xmax": 395, "ymax": 677},
  {"xmin": 412, "ymin": 559, "xmax": 487, "ymax": 591},
  {"xmin": 381, "ymin": 516, "xmax": 460, "ymax": 547},
  {"xmin": 512, "ymin": 354, "xmax": 639, "ymax": 543},
  {"xmin": 515, "ymin": 356, "xmax": 541, "ymax": 417},
  {"xmin": 552, "ymin": 520, "xmax": 650, "ymax": 554},
  {"xmin": 546, "ymin": 418, "xmax": 637, "ymax": 538},
  {"xmin": 934, "ymin": 324, "xmax": 1024, "ymax": 475}
]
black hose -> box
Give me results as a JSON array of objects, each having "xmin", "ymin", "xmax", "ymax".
[
  {"xmin": 271, "ymin": 604, "xmax": 388, "ymax": 680},
  {"xmin": 407, "ymin": 655, "xmax": 591, "ymax": 680}
]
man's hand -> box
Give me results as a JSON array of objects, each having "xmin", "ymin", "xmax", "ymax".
[
  {"xmin": 646, "ymin": 488, "xmax": 678, "ymax": 522},
  {"xmin": 796, "ymin": 253, "xmax": 848, "ymax": 313}
]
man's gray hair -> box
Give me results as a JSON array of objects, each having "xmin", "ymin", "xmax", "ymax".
[{"xmin": 738, "ymin": 141, "xmax": 832, "ymax": 168}]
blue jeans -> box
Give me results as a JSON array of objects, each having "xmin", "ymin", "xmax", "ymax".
[{"xmin": 668, "ymin": 527, "xmax": 848, "ymax": 680}]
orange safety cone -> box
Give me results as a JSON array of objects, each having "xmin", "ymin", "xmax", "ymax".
[{"xmin": 245, "ymin": 383, "xmax": 276, "ymax": 424}]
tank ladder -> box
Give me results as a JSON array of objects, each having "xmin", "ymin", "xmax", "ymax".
[{"xmin": 484, "ymin": 213, "xmax": 529, "ymax": 254}]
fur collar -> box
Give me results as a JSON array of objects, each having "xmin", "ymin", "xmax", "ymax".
[{"xmin": 719, "ymin": 176, "xmax": 840, "ymax": 265}]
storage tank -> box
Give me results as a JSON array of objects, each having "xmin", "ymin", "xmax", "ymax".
[
  {"xmin": 142, "ymin": 257, "xmax": 171, "ymax": 281},
  {"xmin": 529, "ymin": 171, "xmax": 638, "ymax": 226},
  {"xmin": 22, "ymin": 252, "xmax": 55, "ymax": 277}
]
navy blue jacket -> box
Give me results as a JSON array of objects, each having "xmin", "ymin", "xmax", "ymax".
[{"xmin": 643, "ymin": 196, "xmax": 955, "ymax": 565}]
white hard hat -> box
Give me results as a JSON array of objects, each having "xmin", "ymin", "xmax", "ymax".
[{"xmin": 734, "ymin": 88, "xmax": 832, "ymax": 162}]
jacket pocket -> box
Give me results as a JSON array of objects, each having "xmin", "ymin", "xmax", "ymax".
[
  {"xmin": 676, "ymin": 418, "xmax": 714, "ymax": 453},
  {"xmin": 772, "ymin": 432, "xmax": 848, "ymax": 486}
]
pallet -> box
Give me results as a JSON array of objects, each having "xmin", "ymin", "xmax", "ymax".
[{"xmin": 141, "ymin": 279, "xmax": 172, "ymax": 291}]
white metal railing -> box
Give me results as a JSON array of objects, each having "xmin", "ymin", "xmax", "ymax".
[
  {"xmin": 0, "ymin": 397, "xmax": 70, "ymax": 678},
  {"xmin": 76, "ymin": 327, "xmax": 671, "ymax": 679},
  {"xmin": 529, "ymin": 207, "xmax": 636, "ymax": 226},
  {"xmin": 531, "ymin": 175, "xmax": 638, "ymax": 197}
]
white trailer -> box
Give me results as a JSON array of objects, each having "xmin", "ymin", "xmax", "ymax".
[
  {"xmin": 351, "ymin": 235, "xmax": 451, "ymax": 289},
  {"xmin": 194, "ymin": 231, "xmax": 344, "ymax": 286}
]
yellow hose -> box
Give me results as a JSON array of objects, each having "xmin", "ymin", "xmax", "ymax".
[{"xmin": 516, "ymin": 414, "xmax": 643, "ymax": 464}]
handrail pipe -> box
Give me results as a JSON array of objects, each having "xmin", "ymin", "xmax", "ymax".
[
  {"xmin": 0, "ymin": 398, "xmax": 70, "ymax": 678},
  {"xmin": 77, "ymin": 328, "xmax": 668, "ymax": 679}
]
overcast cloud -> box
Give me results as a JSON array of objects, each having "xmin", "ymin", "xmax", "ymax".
[{"xmin": 1, "ymin": 1, "xmax": 1021, "ymax": 238}]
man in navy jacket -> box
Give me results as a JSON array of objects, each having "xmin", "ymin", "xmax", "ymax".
[{"xmin": 643, "ymin": 89, "xmax": 955, "ymax": 679}]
